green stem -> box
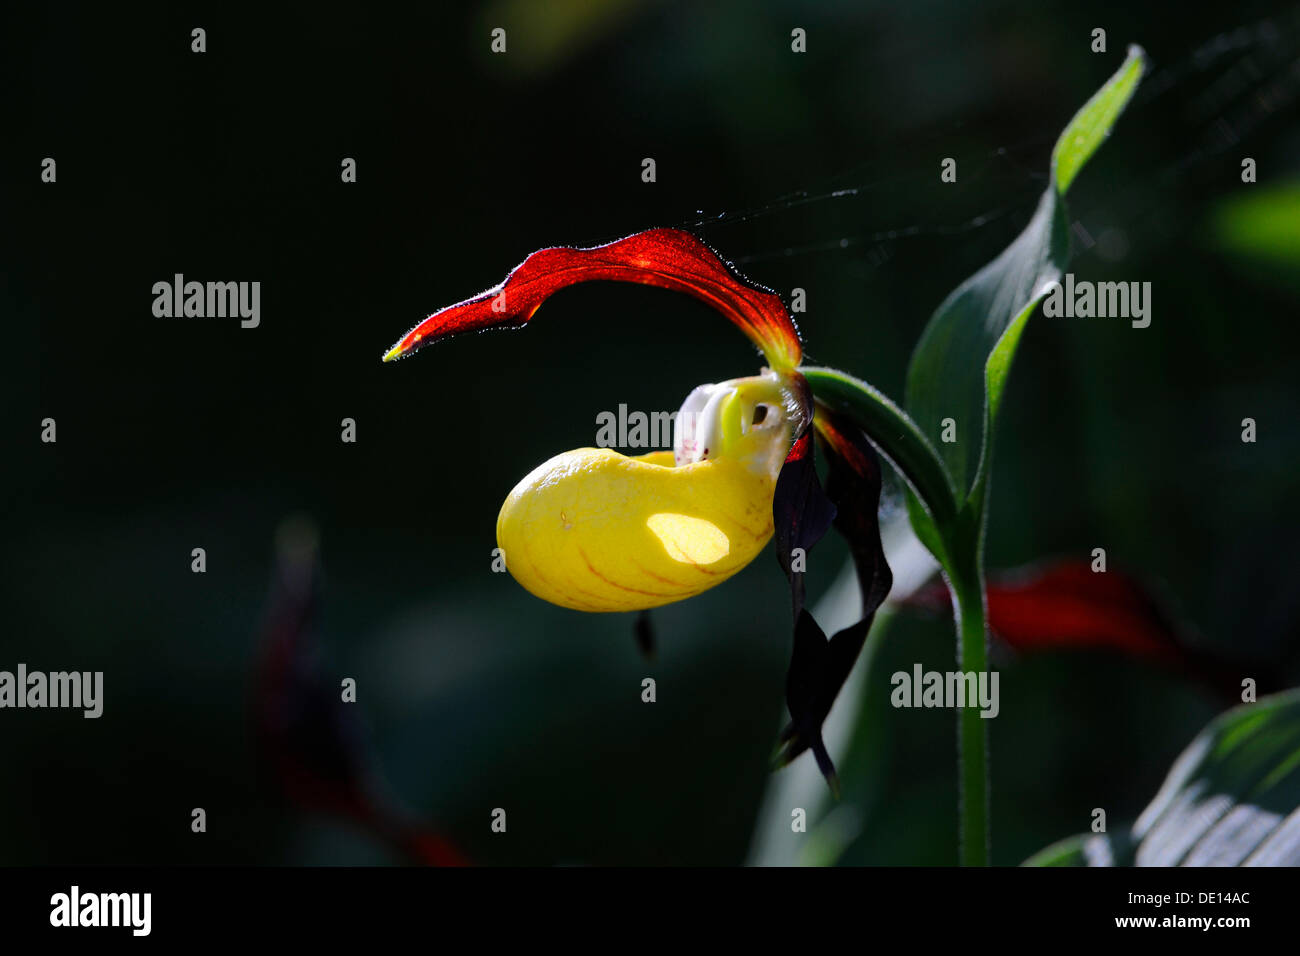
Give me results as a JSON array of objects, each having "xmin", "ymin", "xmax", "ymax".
[
  {"xmin": 804, "ymin": 365, "xmax": 992, "ymax": 864},
  {"xmin": 950, "ymin": 547, "xmax": 989, "ymax": 866},
  {"xmin": 801, "ymin": 366, "xmax": 959, "ymax": 526}
]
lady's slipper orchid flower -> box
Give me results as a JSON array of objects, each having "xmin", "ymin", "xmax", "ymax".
[{"xmin": 383, "ymin": 227, "xmax": 891, "ymax": 788}]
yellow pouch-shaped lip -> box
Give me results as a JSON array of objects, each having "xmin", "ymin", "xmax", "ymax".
[
  {"xmin": 496, "ymin": 371, "xmax": 805, "ymax": 613},
  {"xmin": 496, "ymin": 447, "xmax": 778, "ymax": 612}
]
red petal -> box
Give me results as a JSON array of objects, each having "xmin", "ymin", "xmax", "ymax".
[{"xmin": 382, "ymin": 227, "xmax": 802, "ymax": 370}]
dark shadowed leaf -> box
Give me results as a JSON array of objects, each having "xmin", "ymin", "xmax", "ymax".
[{"xmin": 1025, "ymin": 689, "xmax": 1300, "ymax": 866}]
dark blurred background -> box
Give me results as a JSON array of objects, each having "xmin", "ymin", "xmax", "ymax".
[{"xmin": 3, "ymin": 0, "xmax": 1298, "ymax": 865}]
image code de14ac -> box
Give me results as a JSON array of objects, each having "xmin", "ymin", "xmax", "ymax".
[{"xmin": 1130, "ymin": 892, "xmax": 1251, "ymax": 907}]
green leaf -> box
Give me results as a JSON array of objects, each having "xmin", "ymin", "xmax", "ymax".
[
  {"xmin": 904, "ymin": 46, "xmax": 1145, "ymax": 506},
  {"xmin": 1052, "ymin": 45, "xmax": 1147, "ymax": 195},
  {"xmin": 1024, "ymin": 689, "xmax": 1300, "ymax": 866}
]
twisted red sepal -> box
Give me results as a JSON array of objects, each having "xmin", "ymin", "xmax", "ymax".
[
  {"xmin": 255, "ymin": 527, "xmax": 468, "ymax": 866},
  {"xmin": 987, "ymin": 561, "xmax": 1185, "ymax": 662},
  {"xmin": 382, "ymin": 227, "xmax": 803, "ymax": 371},
  {"xmin": 902, "ymin": 559, "xmax": 1274, "ymax": 703},
  {"xmin": 904, "ymin": 560, "xmax": 1183, "ymax": 662}
]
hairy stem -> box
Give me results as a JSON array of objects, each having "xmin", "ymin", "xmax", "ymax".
[{"xmin": 950, "ymin": 547, "xmax": 989, "ymax": 866}]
